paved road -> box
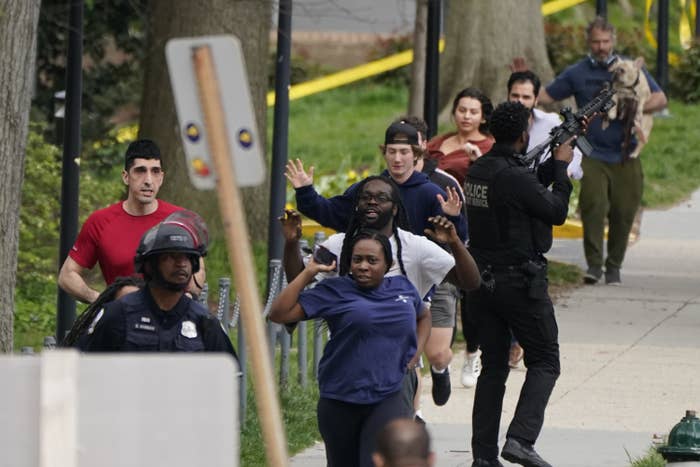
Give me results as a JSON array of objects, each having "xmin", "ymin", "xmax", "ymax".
[
  {"xmin": 282, "ymin": 0, "xmax": 415, "ymax": 34},
  {"xmin": 291, "ymin": 190, "xmax": 700, "ymax": 466}
]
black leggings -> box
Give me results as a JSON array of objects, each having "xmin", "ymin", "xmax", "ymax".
[{"xmin": 317, "ymin": 391, "xmax": 411, "ymax": 467}]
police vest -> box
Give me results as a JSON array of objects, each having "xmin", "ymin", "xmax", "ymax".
[
  {"xmin": 121, "ymin": 291, "xmax": 207, "ymax": 352},
  {"xmin": 464, "ymin": 148, "xmax": 552, "ymax": 267}
]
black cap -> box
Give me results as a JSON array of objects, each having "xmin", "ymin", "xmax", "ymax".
[{"xmin": 384, "ymin": 122, "xmax": 419, "ymax": 146}]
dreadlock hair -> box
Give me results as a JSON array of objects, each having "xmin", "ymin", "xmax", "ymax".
[
  {"xmin": 489, "ymin": 101, "xmax": 530, "ymax": 144},
  {"xmin": 339, "ymin": 175, "xmax": 410, "ymax": 277},
  {"xmin": 61, "ymin": 275, "xmax": 145, "ymax": 347},
  {"xmin": 344, "ymin": 229, "xmax": 393, "ymax": 277}
]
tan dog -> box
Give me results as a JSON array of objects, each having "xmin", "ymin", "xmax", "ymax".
[{"xmin": 605, "ymin": 57, "xmax": 653, "ymax": 158}]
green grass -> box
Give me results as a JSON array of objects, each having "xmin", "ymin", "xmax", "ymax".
[
  {"xmin": 628, "ymin": 446, "xmax": 666, "ymax": 467},
  {"xmin": 640, "ymin": 101, "xmax": 700, "ymax": 207},
  {"xmin": 270, "ymin": 81, "xmax": 408, "ymax": 176},
  {"xmin": 548, "ymin": 260, "xmax": 583, "ymax": 287},
  {"xmin": 235, "ymin": 324, "xmax": 323, "ymax": 465}
]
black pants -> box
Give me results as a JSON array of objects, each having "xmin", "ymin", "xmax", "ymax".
[
  {"xmin": 460, "ymin": 295, "xmax": 479, "ymax": 353},
  {"xmin": 317, "ymin": 390, "xmax": 411, "ymax": 467},
  {"xmin": 468, "ymin": 281, "xmax": 560, "ymax": 460}
]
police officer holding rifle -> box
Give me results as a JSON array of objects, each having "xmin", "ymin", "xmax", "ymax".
[{"xmin": 464, "ymin": 101, "xmax": 574, "ymax": 467}]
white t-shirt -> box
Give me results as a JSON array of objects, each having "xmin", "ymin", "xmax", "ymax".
[
  {"xmin": 529, "ymin": 107, "xmax": 583, "ymax": 180},
  {"xmin": 318, "ymin": 228, "xmax": 455, "ymax": 300}
]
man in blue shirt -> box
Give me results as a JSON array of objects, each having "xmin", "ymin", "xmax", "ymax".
[{"xmin": 539, "ymin": 16, "xmax": 667, "ymax": 285}]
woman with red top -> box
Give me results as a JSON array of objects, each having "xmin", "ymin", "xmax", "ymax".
[{"xmin": 426, "ymin": 87, "xmax": 495, "ymax": 186}]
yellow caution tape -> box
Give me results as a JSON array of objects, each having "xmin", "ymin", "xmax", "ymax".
[
  {"xmin": 302, "ymin": 217, "xmax": 590, "ymax": 240},
  {"xmin": 541, "ymin": 0, "xmax": 587, "ymax": 16},
  {"xmin": 644, "ymin": 0, "xmax": 691, "ymax": 65},
  {"xmin": 267, "ymin": 40, "xmax": 445, "ymax": 107},
  {"xmin": 679, "ymin": 0, "xmax": 696, "ymax": 49}
]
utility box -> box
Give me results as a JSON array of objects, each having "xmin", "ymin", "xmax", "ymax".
[{"xmin": 0, "ymin": 351, "xmax": 239, "ymax": 467}]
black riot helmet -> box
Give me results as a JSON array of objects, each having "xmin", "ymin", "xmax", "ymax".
[{"xmin": 134, "ymin": 210, "xmax": 209, "ymax": 276}]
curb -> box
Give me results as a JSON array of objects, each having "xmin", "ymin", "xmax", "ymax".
[{"xmin": 303, "ymin": 219, "xmax": 587, "ymax": 239}]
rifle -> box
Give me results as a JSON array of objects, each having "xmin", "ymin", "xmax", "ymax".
[{"xmin": 521, "ymin": 86, "xmax": 617, "ymax": 166}]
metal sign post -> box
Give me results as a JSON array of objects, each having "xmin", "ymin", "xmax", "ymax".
[{"xmin": 424, "ymin": 0, "xmax": 441, "ymax": 139}]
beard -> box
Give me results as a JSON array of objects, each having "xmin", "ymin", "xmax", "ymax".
[{"xmin": 361, "ymin": 208, "xmax": 394, "ymax": 230}]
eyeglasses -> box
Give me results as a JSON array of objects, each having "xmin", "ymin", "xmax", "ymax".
[{"xmin": 358, "ymin": 193, "xmax": 393, "ymax": 204}]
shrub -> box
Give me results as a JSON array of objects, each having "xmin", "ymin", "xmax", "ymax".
[
  {"xmin": 670, "ymin": 39, "xmax": 700, "ymax": 102},
  {"xmin": 366, "ymin": 33, "xmax": 413, "ymax": 86},
  {"xmin": 545, "ymin": 22, "xmax": 587, "ymax": 74},
  {"xmin": 14, "ymin": 126, "xmax": 123, "ymax": 338}
]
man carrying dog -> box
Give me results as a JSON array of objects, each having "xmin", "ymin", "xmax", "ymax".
[{"xmin": 538, "ymin": 16, "xmax": 667, "ymax": 285}]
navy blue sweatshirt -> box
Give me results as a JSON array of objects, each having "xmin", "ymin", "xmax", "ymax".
[{"xmin": 295, "ymin": 170, "xmax": 467, "ymax": 241}]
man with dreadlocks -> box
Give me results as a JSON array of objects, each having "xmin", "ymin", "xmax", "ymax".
[
  {"xmin": 281, "ymin": 175, "xmax": 480, "ymax": 412},
  {"xmin": 464, "ymin": 102, "xmax": 573, "ymax": 467}
]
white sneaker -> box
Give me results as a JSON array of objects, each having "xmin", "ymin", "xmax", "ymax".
[{"xmin": 461, "ymin": 351, "xmax": 481, "ymax": 388}]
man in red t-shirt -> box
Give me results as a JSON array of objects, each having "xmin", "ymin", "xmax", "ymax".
[{"xmin": 58, "ymin": 139, "xmax": 205, "ymax": 303}]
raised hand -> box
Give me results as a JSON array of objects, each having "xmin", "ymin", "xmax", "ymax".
[
  {"xmin": 464, "ymin": 142, "xmax": 482, "ymax": 161},
  {"xmin": 510, "ymin": 56, "xmax": 529, "ymax": 72},
  {"xmin": 285, "ymin": 158, "xmax": 314, "ymax": 188},
  {"xmin": 305, "ymin": 257, "xmax": 337, "ymax": 276},
  {"xmin": 436, "ymin": 186, "xmax": 463, "ymax": 217},
  {"xmin": 278, "ymin": 209, "xmax": 303, "ymax": 242},
  {"xmin": 424, "ymin": 215, "xmax": 459, "ymax": 244}
]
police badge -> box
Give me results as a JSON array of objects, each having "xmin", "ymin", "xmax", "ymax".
[{"xmin": 180, "ymin": 320, "xmax": 198, "ymax": 338}]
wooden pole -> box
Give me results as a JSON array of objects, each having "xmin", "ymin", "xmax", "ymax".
[{"xmin": 192, "ymin": 45, "xmax": 289, "ymax": 467}]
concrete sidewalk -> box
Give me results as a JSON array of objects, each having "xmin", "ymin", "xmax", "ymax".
[{"xmin": 291, "ymin": 190, "xmax": 700, "ymax": 466}]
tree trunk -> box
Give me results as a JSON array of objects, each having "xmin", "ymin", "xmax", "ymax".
[
  {"xmin": 408, "ymin": 0, "xmax": 428, "ymax": 118},
  {"xmin": 0, "ymin": 0, "xmax": 41, "ymax": 352},
  {"xmin": 139, "ymin": 0, "xmax": 272, "ymax": 238},
  {"xmin": 439, "ymin": 0, "xmax": 553, "ymax": 119}
]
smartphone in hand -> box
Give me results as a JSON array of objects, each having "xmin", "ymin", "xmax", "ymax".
[{"xmin": 312, "ymin": 245, "xmax": 337, "ymax": 267}]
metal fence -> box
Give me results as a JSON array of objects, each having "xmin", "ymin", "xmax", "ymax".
[{"xmin": 209, "ymin": 231, "xmax": 329, "ymax": 421}]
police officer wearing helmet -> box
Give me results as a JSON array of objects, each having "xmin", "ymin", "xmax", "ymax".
[
  {"xmin": 84, "ymin": 210, "xmax": 236, "ymax": 358},
  {"xmin": 464, "ymin": 102, "xmax": 573, "ymax": 467}
]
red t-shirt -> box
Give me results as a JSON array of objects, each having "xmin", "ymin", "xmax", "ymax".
[
  {"xmin": 426, "ymin": 132, "xmax": 494, "ymax": 186},
  {"xmin": 69, "ymin": 200, "xmax": 181, "ymax": 284}
]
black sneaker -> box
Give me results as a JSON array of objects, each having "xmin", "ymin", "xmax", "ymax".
[
  {"xmin": 472, "ymin": 458, "xmax": 505, "ymax": 467},
  {"xmin": 501, "ymin": 438, "xmax": 552, "ymax": 467},
  {"xmin": 605, "ymin": 267, "xmax": 621, "ymax": 285},
  {"xmin": 430, "ymin": 367, "xmax": 451, "ymax": 406},
  {"xmin": 583, "ymin": 266, "xmax": 602, "ymax": 284}
]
